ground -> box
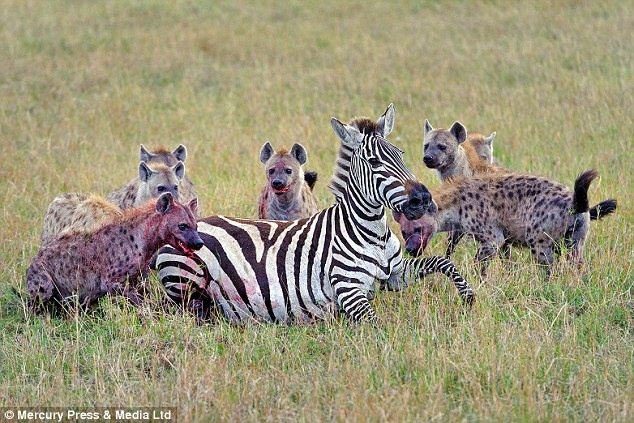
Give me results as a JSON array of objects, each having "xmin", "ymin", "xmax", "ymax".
[{"xmin": 0, "ymin": 0, "xmax": 632, "ymax": 421}]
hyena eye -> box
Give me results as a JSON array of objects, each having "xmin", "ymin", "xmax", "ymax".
[
  {"xmin": 174, "ymin": 186, "xmax": 179, "ymax": 191},
  {"xmin": 424, "ymin": 144, "xmax": 429, "ymax": 151},
  {"xmin": 438, "ymin": 144, "xmax": 447, "ymax": 151},
  {"xmin": 268, "ymin": 169, "xmax": 274, "ymax": 175},
  {"xmin": 157, "ymin": 186, "xmax": 166, "ymax": 192},
  {"xmin": 368, "ymin": 157, "xmax": 381, "ymax": 167},
  {"xmin": 285, "ymin": 168, "xmax": 292, "ymax": 174},
  {"xmin": 178, "ymin": 224, "xmax": 188, "ymax": 231}
]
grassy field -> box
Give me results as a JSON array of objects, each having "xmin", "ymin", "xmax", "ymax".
[{"xmin": 1, "ymin": 0, "xmax": 632, "ymax": 421}]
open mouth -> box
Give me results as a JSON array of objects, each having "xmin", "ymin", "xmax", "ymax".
[
  {"xmin": 273, "ymin": 185, "xmax": 290, "ymax": 195},
  {"xmin": 420, "ymin": 225, "xmax": 435, "ymax": 251},
  {"xmin": 177, "ymin": 240, "xmax": 195, "ymax": 256}
]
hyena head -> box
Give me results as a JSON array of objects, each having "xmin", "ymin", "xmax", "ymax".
[
  {"xmin": 330, "ymin": 104, "xmax": 433, "ymax": 220},
  {"xmin": 140, "ymin": 144, "xmax": 187, "ymax": 167},
  {"xmin": 423, "ymin": 120, "xmax": 468, "ymax": 170},
  {"xmin": 138, "ymin": 161, "xmax": 185, "ymax": 204},
  {"xmin": 468, "ymin": 132, "xmax": 496, "ymax": 163},
  {"xmin": 155, "ymin": 193, "xmax": 203, "ymax": 253},
  {"xmin": 259, "ymin": 142, "xmax": 307, "ymax": 200},
  {"xmin": 392, "ymin": 204, "xmax": 438, "ymax": 256}
]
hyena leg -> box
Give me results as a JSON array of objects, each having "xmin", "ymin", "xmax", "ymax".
[
  {"xmin": 445, "ymin": 231, "xmax": 465, "ymax": 258},
  {"xmin": 475, "ymin": 231, "xmax": 505, "ymax": 276},
  {"xmin": 26, "ymin": 264, "xmax": 55, "ymax": 312},
  {"xmin": 332, "ymin": 279, "xmax": 377, "ymax": 323},
  {"xmin": 531, "ymin": 238, "xmax": 555, "ymax": 267},
  {"xmin": 499, "ymin": 242, "xmax": 511, "ymax": 259}
]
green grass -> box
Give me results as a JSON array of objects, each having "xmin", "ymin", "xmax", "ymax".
[{"xmin": 1, "ymin": 0, "xmax": 632, "ymax": 421}]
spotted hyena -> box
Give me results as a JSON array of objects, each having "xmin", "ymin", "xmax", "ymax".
[
  {"xmin": 467, "ymin": 131, "xmax": 496, "ymax": 164},
  {"xmin": 27, "ymin": 193, "xmax": 203, "ymax": 311},
  {"xmin": 107, "ymin": 161, "xmax": 185, "ymax": 210},
  {"xmin": 40, "ymin": 193, "xmax": 123, "ymax": 244},
  {"xmin": 139, "ymin": 144, "xmax": 198, "ymax": 213},
  {"xmin": 257, "ymin": 142, "xmax": 320, "ymax": 220},
  {"xmin": 393, "ymin": 170, "xmax": 617, "ymax": 270}
]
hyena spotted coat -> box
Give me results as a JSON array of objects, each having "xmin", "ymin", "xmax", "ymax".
[
  {"xmin": 41, "ymin": 193, "xmax": 122, "ymax": 244},
  {"xmin": 27, "ymin": 193, "xmax": 203, "ymax": 311},
  {"xmin": 393, "ymin": 170, "xmax": 616, "ymax": 268},
  {"xmin": 258, "ymin": 143, "xmax": 320, "ymax": 220},
  {"xmin": 107, "ymin": 160, "xmax": 185, "ymax": 210},
  {"xmin": 140, "ymin": 144, "xmax": 198, "ymax": 210}
]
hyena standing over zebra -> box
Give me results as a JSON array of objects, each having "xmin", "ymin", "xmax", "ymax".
[{"xmin": 157, "ymin": 104, "xmax": 474, "ymax": 324}]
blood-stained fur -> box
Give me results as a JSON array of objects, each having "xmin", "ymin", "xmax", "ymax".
[
  {"xmin": 27, "ymin": 193, "xmax": 203, "ymax": 311},
  {"xmin": 258, "ymin": 143, "xmax": 320, "ymax": 220}
]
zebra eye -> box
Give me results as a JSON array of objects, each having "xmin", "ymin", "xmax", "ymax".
[
  {"xmin": 438, "ymin": 144, "xmax": 447, "ymax": 151},
  {"xmin": 285, "ymin": 168, "xmax": 292, "ymax": 175},
  {"xmin": 157, "ymin": 186, "xmax": 166, "ymax": 192},
  {"xmin": 368, "ymin": 158, "xmax": 381, "ymax": 167},
  {"xmin": 178, "ymin": 224, "xmax": 188, "ymax": 231}
]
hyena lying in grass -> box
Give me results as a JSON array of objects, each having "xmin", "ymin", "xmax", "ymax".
[
  {"xmin": 107, "ymin": 160, "xmax": 185, "ymax": 210},
  {"xmin": 40, "ymin": 193, "xmax": 122, "ymax": 244},
  {"xmin": 140, "ymin": 144, "xmax": 198, "ymax": 212},
  {"xmin": 258, "ymin": 142, "xmax": 320, "ymax": 220},
  {"xmin": 27, "ymin": 193, "xmax": 203, "ymax": 311},
  {"xmin": 421, "ymin": 120, "xmax": 617, "ymax": 256},
  {"xmin": 393, "ymin": 170, "xmax": 617, "ymax": 270}
]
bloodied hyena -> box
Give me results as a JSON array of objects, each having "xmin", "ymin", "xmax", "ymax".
[
  {"xmin": 27, "ymin": 193, "xmax": 203, "ymax": 311},
  {"xmin": 107, "ymin": 161, "xmax": 185, "ymax": 210},
  {"xmin": 40, "ymin": 193, "xmax": 123, "ymax": 244},
  {"xmin": 139, "ymin": 144, "xmax": 198, "ymax": 212},
  {"xmin": 393, "ymin": 170, "xmax": 617, "ymax": 270},
  {"xmin": 257, "ymin": 142, "xmax": 320, "ymax": 220}
]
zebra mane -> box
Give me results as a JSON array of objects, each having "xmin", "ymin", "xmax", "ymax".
[{"xmin": 328, "ymin": 117, "xmax": 379, "ymax": 201}]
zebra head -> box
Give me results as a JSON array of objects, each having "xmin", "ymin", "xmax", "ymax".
[{"xmin": 330, "ymin": 104, "xmax": 433, "ymax": 221}]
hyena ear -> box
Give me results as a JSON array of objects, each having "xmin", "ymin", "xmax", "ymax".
[
  {"xmin": 139, "ymin": 162, "xmax": 156, "ymax": 182},
  {"xmin": 391, "ymin": 210, "xmax": 404, "ymax": 222},
  {"xmin": 450, "ymin": 121, "xmax": 467, "ymax": 144},
  {"xmin": 424, "ymin": 119, "xmax": 433, "ymax": 136},
  {"xmin": 484, "ymin": 132, "xmax": 496, "ymax": 147},
  {"xmin": 260, "ymin": 142, "xmax": 275, "ymax": 164},
  {"xmin": 156, "ymin": 192, "xmax": 174, "ymax": 215},
  {"xmin": 139, "ymin": 144, "xmax": 152, "ymax": 163},
  {"xmin": 172, "ymin": 161, "xmax": 185, "ymax": 180},
  {"xmin": 172, "ymin": 144, "xmax": 187, "ymax": 162},
  {"xmin": 290, "ymin": 143, "xmax": 307, "ymax": 165},
  {"xmin": 187, "ymin": 197, "xmax": 198, "ymax": 216},
  {"xmin": 377, "ymin": 103, "xmax": 395, "ymax": 137},
  {"xmin": 331, "ymin": 118, "xmax": 362, "ymax": 147}
]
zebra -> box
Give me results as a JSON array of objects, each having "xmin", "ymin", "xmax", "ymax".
[{"xmin": 156, "ymin": 104, "xmax": 475, "ymax": 324}]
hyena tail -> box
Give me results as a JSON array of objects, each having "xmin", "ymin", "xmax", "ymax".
[
  {"xmin": 572, "ymin": 169, "xmax": 599, "ymax": 214},
  {"xmin": 589, "ymin": 199, "xmax": 617, "ymax": 220},
  {"xmin": 304, "ymin": 171, "xmax": 318, "ymax": 191}
]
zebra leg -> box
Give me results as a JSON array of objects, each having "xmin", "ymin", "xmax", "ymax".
[
  {"xmin": 392, "ymin": 256, "xmax": 475, "ymax": 305},
  {"xmin": 332, "ymin": 281, "xmax": 377, "ymax": 323}
]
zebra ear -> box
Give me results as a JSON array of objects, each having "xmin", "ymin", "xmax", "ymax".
[
  {"xmin": 139, "ymin": 144, "xmax": 152, "ymax": 163},
  {"xmin": 260, "ymin": 142, "xmax": 275, "ymax": 164},
  {"xmin": 139, "ymin": 161, "xmax": 157, "ymax": 182},
  {"xmin": 450, "ymin": 121, "xmax": 467, "ymax": 144},
  {"xmin": 377, "ymin": 103, "xmax": 395, "ymax": 137},
  {"xmin": 290, "ymin": 143, "xmax": 307, "ymax": 165},
  {"xmin": 156, "ymin": 192, "xmax": 174, "ymax": 215},
  {"xmin": 331, "ymin": 118, "xmax": 361, "ymax": 147},
  {"xmin": 172, "ymin": 144, "xmax": 187, "ymax": 162},
  {"xmin": 172, "ymin": 161, "xmax": 185, "ymax": 180},
  {"xmin": 424, "ymin": 119, "xmax": 433, "ymax": 136}
]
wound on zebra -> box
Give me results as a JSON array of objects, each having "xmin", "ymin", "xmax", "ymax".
[
  {"xmin": 258, "ymin": 142, "xmax": 320, "ymax": 220},
  {"xmin": 26, "ymin": 193, "xmax": 203, "ymax": 313},
  {"xmin": 156, "ymin": 104, "xmax": 474, "ymax": 325},
  {"xmin": 393, "ymin": 169, "xmax": 617, "ymax": 270}
]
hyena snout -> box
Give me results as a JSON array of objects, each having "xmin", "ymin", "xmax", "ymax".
[
  {"xmin": 403, "ymin": 182, "xmax": 433, "ymax": 221},
  {"xmin": 423, "ymin": 154, "xmax": 439, "ymax": 168}
]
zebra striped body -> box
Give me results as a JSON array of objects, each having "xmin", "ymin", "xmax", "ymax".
[{"xmin": 157, "ymin": 105, "xmax": 474, "ymax": 323}]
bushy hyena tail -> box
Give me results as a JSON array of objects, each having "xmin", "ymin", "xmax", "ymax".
[
  {"xmin": 304, "ymin": 171, "xmax": 318, "ymax": 191},
  {"xmin": 572, "ymin": 169, "xmax": 599, "ymax": 214},
  {"xmin": 589, "ymin": 199, "xmax": 617, "ymax": 220}
]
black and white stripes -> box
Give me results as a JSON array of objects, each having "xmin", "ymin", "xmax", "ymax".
[{"xmin": 157, "ymin": 105, "xmax": 474, "ymax": 323}]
